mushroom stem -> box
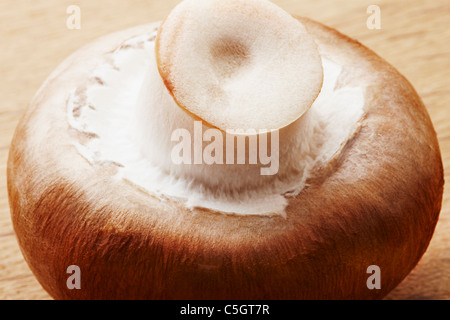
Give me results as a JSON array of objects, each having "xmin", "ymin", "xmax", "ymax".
[
  {"xmin": 133, "ymin": 0, "xmax": 325, "ymax": 193},
  {"xmin": 155, "ymin": 0, "xmax": 323, "ymax": 131},
  {"xmin": 134, "ymin": 57, "xmax": 320, "ymax": 193}
]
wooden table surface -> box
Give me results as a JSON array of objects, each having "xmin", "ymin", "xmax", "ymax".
[{"xmin": 0, "ymin": 0, "xmax": 449, "ymax": 300}]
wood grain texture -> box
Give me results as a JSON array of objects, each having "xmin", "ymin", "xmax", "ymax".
[{"xmin": 0, "ymin": 0, "xmax": 449, "ymax": 300}]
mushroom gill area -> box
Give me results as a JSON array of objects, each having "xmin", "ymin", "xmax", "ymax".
[{"xmin": 67, "ymin": 29, "xmax": 365, "ymax": 217}]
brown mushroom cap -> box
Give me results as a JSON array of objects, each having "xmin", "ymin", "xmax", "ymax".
[{"xmin": 7, "ymin": 17, "xmax": 443, "ymax": 299}]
